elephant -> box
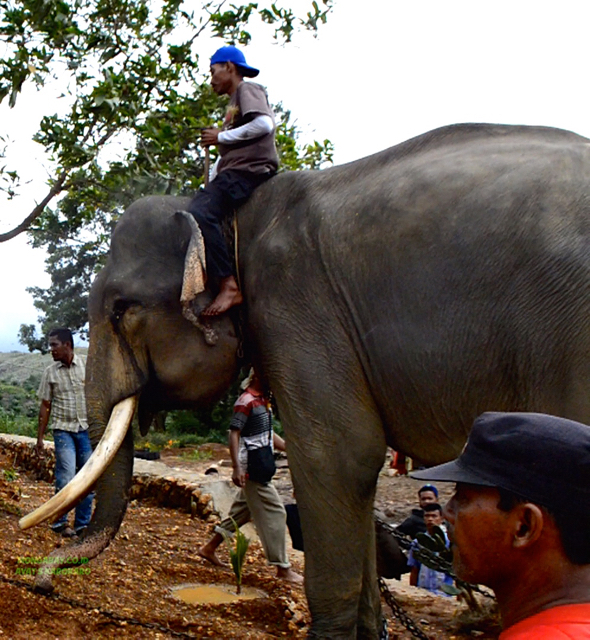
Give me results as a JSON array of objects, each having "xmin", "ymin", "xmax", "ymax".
[{"xmin": 21, "ymin": 123, "xmax": 590, "ymax": 639}]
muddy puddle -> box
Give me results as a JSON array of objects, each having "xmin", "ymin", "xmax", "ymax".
[{"xmin": 172, "ymin": 583, "xmax": 268, "ymax": 604}]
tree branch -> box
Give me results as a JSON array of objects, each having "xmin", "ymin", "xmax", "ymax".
[
  {"xmin": 0, "ymin": 113, "xmax": 121, "ymax": 244},
  {"xmin": 0, "ymin": 171, "xmax": 68, "ymax": 242}
]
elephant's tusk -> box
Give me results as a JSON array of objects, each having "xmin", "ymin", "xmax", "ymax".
[{"xmin": 19, "ymin": 396, "xmax": 137, "ymax": 531}]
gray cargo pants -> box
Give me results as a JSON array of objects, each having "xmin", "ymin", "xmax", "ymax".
[{"xmin": 215, "ymin": 479, "xmax": 290, "ymax": 569}]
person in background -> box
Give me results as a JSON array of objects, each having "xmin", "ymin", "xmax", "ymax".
[
  {"xmin": 35, "ymin": 328, "xmax": 93, "ymax": 538},
  {"xmin": 396, "ymin": 484, "xmax": 439, "ymax": 538},
  {"xmin": 388, "ymin": 449, "xmax": 409, "ymax": 476},
  {"xmin": 198, "ymin": 370, "xmax": 302, "ymax": 583},
  {"xmin": 407, "ymin": 503, "xmax": 453, "ymax": 596},
  {"xmin": 412, "ymin": 411, "xmax": 590, "ymax": 639}
]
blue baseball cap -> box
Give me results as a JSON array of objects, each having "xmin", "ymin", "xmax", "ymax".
[
  {"xmin": 418, "ymin": 484, "xmax": 438, "ymax": 497},
  {"xmin": 210, "ymin": 45, "xmax": 259, "ymax": 78}
]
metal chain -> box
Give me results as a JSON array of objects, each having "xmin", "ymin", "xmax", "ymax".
[
  {"xmin": 377, "ymin": 576, "xmax": 431, "ymax": 640},
  {"xmin": 374, "ymin": 515, "xmax": 496, "ymax": 638},
  {"xmin": 0, "ymin": 573, "xmax": 196, "ymax": 639},
  {"xmin": 3, "ymin": 518, "xmax": 493, "ymax": 640},
  {"xmin": 374, "ymin": 516, "xmax": 495, "ymax": 600},
  {"xmin": 3, "ymin": 570, "xmax": 429, "ymax": 640},
  {"xmin": 374, "ymin": 516, "xmax": 413, "ymax": 550},
  {"xmin": 410, "ymin": 542, "xmax": 495, "ymax": 600}
]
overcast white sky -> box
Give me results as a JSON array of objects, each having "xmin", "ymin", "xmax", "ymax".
[{"xmin": 1, "ymin": 0, "xmax": 590, "ymax": 352}]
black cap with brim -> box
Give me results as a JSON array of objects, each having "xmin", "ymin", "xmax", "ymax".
[
  {"xmin": 411, "ymin": 459, "xmax": 497, "ymax": 486},
  {"xmin": 410, "ymin": 411, "xmax": 590, "ymax": 513}
]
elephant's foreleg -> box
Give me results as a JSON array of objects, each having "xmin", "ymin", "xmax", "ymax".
[
  {"xmin": 358, "ymin": 533, "xmax": 385, "ymax": 640},
  {"xmin": 274, "ymin": 375, "xmax": 386, "ymax": 639}
]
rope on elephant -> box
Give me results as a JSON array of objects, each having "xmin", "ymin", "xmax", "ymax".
[
  {"xmin": 0, "ymin": 573, "xmax": 198, "ymax": 638},
  {"xmin": 233, "ymin": 214, "xmax": 241, "ymax": 293}
]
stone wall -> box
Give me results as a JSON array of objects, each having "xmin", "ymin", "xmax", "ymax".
[{"xmin": 0, "ymin": 435, "xmax": 215, "ymax": 521}]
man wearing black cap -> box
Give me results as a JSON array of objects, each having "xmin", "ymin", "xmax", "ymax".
[
  {"xmin": 412, "ymin": 412, "xmax": 590, "ymax": 639},
  {"xmin": 187, "ymin": 45, "xmax": 278, "ymax": 316}
]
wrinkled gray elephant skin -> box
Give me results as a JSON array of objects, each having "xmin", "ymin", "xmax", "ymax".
[{"xmin": 48, "ymin": 124, "xmax": 590, "ymax": 638}]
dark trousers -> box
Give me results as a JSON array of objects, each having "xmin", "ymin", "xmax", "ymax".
[
  {"xmin": 186, "ymin": 169, "xmax": 273, "ymax": 279},
  {"xmin": 285, "ymin": 503, "xmax": 305, "ymax": 551}
]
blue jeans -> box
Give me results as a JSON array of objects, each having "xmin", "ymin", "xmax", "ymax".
[{"xmin": 52, "ymin": 429, "xmax": 94, "ymax": 532}]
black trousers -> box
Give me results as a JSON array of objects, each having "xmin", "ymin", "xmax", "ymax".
[{"xmin": 186, "ymin": 169, "xmax": 273, "ymax": 279}]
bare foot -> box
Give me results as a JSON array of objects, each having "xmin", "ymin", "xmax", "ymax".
[
  {"xmin": 197, "ymin": 546, "xmax": 227, "ymax": 567},
  {"xmin": 201, "ymin": 276, "xmax": 243, "ymax": 316},
  {"xmin": 276, "ymin": 567, "xmax": 304, "ymax": 584}
]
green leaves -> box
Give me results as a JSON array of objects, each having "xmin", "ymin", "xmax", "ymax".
[
  {"xmin": 0, "ymin": 0, "xmax": 334, "ymax": 345},
  {"xmin": 210, "ymin": 3, "xmax": 258, "ymax": 45},
  {"xmin": 2, "ymin": 467, "xmax": 19, "ymax": 482},
  {"xmin": 260, "ymin": 0, "xmax": 330, "ymax": 41},
  {"xmin": 0, "ymin": 134, "xmax": 21, "ymax": 198},
  {"xmin": 414, "ymin": 525, "xmax": 453, "ymax": 568},
  {"xmin": 275, "ymin": 104, "xmax": 333, "ymax": 171}
]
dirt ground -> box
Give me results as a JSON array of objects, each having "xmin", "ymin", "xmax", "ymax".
[{"xmin": 0, "ymin": 446, "xmax": 501, "ymax": 639}]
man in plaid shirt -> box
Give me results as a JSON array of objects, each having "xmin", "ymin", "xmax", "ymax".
[{"xmin": 36, "ymin": 328, "xmax": 93, "ymax": 538}]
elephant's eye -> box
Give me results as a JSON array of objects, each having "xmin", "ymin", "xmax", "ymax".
[{"xmin": 111, "ymin": 299, "xmax": 130, "ymax": 323}]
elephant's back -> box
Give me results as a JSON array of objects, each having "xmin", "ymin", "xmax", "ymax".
[{"xmin": 240, "ymin": 124, "xmax": 590, "ymax": 462}]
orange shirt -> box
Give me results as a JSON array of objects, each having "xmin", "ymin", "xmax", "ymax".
[{"xmin": 500, "ymin": 604, "xmax": 590, "ymax": 639}]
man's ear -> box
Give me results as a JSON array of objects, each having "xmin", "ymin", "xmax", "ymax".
[{"xmin": 512, "ymin": 503, "xmax": 545, "ymax": 549}]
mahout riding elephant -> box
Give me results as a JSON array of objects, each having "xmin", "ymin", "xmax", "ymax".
[{"xmin": 22, "ymin": 123, "xmax": 590, "ymax": 638}]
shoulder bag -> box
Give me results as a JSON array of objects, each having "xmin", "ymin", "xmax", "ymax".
[{"xmin": 246, "ymin": 412, "xmax": 276, "ymax": 484}]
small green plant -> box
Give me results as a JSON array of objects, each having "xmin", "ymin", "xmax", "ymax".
[
  {"xmin": 0, "ymin": 407, "xmax": 37, "ymax": 438},
  {"xmin": 221, "ymin": 518, "xmax": 250, "ymax": 594},
  {"xmin": 3, "ymin": 468, "xmax": 19, "ymax": 482},
  {"xmin": 135, "ymin": 432, "xmax": 169, "ymax": 451},
  {"xmin": 180, "ymin": 448, "xmax": 213, "ymax": 461}
]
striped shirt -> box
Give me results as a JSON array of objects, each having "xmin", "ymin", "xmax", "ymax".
[
  {"xmin": 230, "ymin": 389, "xmax": 273, "ymax": 468},
  {"xmin": 38, "ymin": 354, "xmax": 88, "ymax": 433}
]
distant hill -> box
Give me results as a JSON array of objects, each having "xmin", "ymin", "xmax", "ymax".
[{"xmin": 0, "ymin": 350, "xmax": 88, "ymax": 385}]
